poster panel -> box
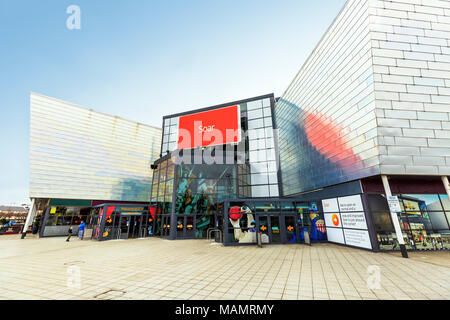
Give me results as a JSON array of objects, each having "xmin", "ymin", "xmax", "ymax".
[
  {"xmin": 343, "ymin": 229, "xmax": 372, "ymax": 249},
  {"xmin": 340, "ymin": 212, "xmax": 368, "ymax": 230},
  {"xmin": 326, "ymin": 227, "xmax": 345, "ymax": 245},
  {"xmin": 338, "ymin": 195, "xmax": 364, "ymax": 212},
  {"xmin": 322, "ymin": 198, "xmax": 339, "ymax": 213},
  {"xmin": 178, "ymin": 105, "xmax": 241, "ymax": 150},
  {"xmin": 324, "ymin": 213, "xmax": 342, "ymax": 228}
]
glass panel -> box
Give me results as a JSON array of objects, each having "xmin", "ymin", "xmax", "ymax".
[
  {"xmin": 248, "ymin": 109, "xmax": 263, "ymax": 119},
  {"xmin": 176, "ymin": 216, "xmax": 184, "ymax": 239},
  {"xmin": 248, "ymin": 118, "xmax": 264, "ymax": 129},
  {"xmin": 281, "ymin": 202, "xmax": 296, "ymax": 214},
  {"xmin": 285, "ymin": 216, "xmax": 297, "ymax": 243},
  {"xmin": 400, "ymin": 194, "xmax": 442, "ymax": 211},
  {"xmin": 152, "ymin": 168, "xmax": 160, "ymax": 185},
  {"xmin": 267, "ymin": 161, "xmax": 277, "ymax": 172},
  {"xmin": 247, "ymin": 100, "xmax": 263, "ymax": 111},
  {"xmin": 440, "ymin": 194, "xmax": 450, "ymax": 211},
  {"xmin": 406, "ymin": 212, "xmax": 433, "ymax": 231},
  {"xmin": 270, "ymin": 216, "xmax": 281, "ymax": 243},
  {"xmin": 251, "ymin": 173, "xmax": 269, "ymax": 185},
  {"xmin": 258, "ymin": 216, "xmax": 270, "ymax": 244},
  {"xmin": 269, "ymin": 185, "xmax": 279, "ymax": 197},
  {"xmin": 266, "ymin": 149, "xmax": 276, "ymax": 161},
  {"xmin": 268, "ymin": 173, "xmax": 278, "ymax": 184},
  {"xmin": 266, "ymin": 138, "xmax": 275, "ymax": 149},
  {"xmin": 151, "ymin": 184, "xmax": 159, "ymax": 199},
  {"xmin": 264, "ymin": 117, "xmax": 273, "ymax": 127},
  {"xmin": 255, "ymin": 202, "xmax": 280, "ymax": 214},
  {"xmin": 157, "ymin": 181, "xmax": 166, "ymax": 202},
  {"xmin": 186, "ymin": 216, "xmax": 195, "ymax": 238},
  {"xmin": 257, "ymin": 139, "xmax": 266, "ymax": 150},
  {"xmin": 429, "ymin": 212, "xmax": 449, "ymax": 230},
  {"xmin": 250, "ymin": 162, "xmax": 268, "ymax": 173},
  {"xmin": 167, "ymin": 165, "xmax": 175, "ymax": 181},
  {"xmin": 196, "ymin": 215, "xmax": 214, "ymax": 238},
  {"xmin": 251, "ymin": 185, "xmax": 269, "ymax": 197}
]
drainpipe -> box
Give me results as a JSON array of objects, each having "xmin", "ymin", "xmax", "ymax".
[{"xmin": 381, "ymin": 175, "xmax": 408, "ymax": 258}]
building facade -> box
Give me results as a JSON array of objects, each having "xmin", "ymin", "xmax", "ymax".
[
  {"xmin": 276, "ymin": 0, "xmax": 450, "ymax": 253},
  {"xmin": 150, "ymin": 94, "xmax": 289, "ymax": 242},
  {"xmin": 23, "ymin": 0, "xmax": 450, "ymax": 253},
  {"xmin": 27, "ymin": 93, "xmax": 162, "ymax": 237}
]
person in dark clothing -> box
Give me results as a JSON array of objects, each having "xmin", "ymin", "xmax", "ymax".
[{"xmin": 66, "ymin": 226, "xmax": 73, "ymax": 242}]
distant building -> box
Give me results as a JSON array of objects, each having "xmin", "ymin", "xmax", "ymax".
[
  {"xmin": 27, "ymin": 93, "xmax": 162, "ymax": 237},
  {"xmin": 0, "ymin": 206, "xmax": 28, "ymax": 223}
]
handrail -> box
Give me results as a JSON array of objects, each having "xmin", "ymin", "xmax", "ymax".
[
  {"xmin": 207, "ymin": 228, "xmax": 223, "ymax": 243},
  {"xmin": 140, "ymin": 227, "xmax": 147, "ymax": 238}
]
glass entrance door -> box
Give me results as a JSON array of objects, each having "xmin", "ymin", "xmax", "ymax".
[
  {"xmin": 185, "ymin": 216, "xmax": 195, "ymax": 239},
  {"xmin": 257, "ymin": 215, "xmax": 270, "ymax": 244},
  {"xmin": 284, "ymin": 216, "xmax": 298, "ymax": 244},
  {"xmin": 270, "ymin": 216, "xmax": 281, "ymax": 243},
  {"xmin": 131, "ymin": 216, "xmax": 143, "ymax": 238},
  {"xmin": 119, "ymin": 216, "xmax": 129, "ymax": 239},
  {"xmin": 119, "ymin": 215, "xmax": 142, "ymax": 239},
  {"xmin": 161, "ymin": 216, "xmax": 171, "ymax": 237},
  {"xmin": 176, "ymin": 216, "xmax": 184, "ymax": 239}
]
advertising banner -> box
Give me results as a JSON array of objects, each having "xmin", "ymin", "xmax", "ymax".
[
  {"xmin": 178, "ymin": 105, "xmax": 241, "ymax": 150},
  {"xmin": 324, "ymin": 213, "xmax": 341, "ymax": 228},
  {"xmin": 340, "ymin": 212, "xmax": 367, "ymax": 230},
  {"xmin": 338, "ymin": 195, "xmax": 364, "ymax": 212},
  {"xmin": 326, "ymin": 227, "xmax": 345, "ymax": 245},
  {"xmin": 321, "ymin": 194, "xmax": 373, "ymax": 250},
  {"xmin": 343, "ymin": 229, "xmax": 372, "ymax": 249},
  {"xmin": 388, "ymin": 196, "xmax": 402, "ymax": 213},
  {"xmin": 322, "ymin": 198, "xmax": 339, "ymax": 213}
]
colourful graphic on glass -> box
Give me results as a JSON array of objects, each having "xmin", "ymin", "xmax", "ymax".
[{"xmin": 276, "ymin": 99, "xmax": 379, "ymax": 195}]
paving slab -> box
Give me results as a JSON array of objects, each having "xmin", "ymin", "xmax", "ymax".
[{"xmin": 0, "ymin": 235, "xmax": 448, "ymax": 300}]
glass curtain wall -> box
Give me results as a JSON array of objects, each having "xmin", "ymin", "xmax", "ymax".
[
  {"xmin": 150, "ymin": 157, "xmax": 175, "ymax": 237},
  {"xmin": 175, "ymin": 162, "xmax": 236, "ymax": 238},
  {"xmin": 45, "ymin": 206, "xmax": 92, "ymax": 227}
]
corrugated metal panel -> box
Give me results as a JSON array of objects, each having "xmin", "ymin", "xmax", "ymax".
[
  {"xmin": 29, "ymin": 93, "xmax": 162, "ymax": 202},
  {"xmin": 276, "ymin": 0, "xmax": 380, "ymax": 196}
]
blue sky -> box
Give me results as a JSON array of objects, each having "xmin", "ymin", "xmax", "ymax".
[{"xmin": 0, "ymin": 0, "xmax": 346, "ymax": 205}]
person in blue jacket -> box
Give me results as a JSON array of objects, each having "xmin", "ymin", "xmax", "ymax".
[{"xmin": 78, "ymin": 221, "xmax": 86, "ymax": 240}]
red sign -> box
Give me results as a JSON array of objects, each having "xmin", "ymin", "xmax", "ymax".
[{"xmin": 178, "ymin": 105, "xmax": 240, "ymax": 150}]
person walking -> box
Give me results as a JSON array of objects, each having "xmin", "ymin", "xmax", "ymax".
[
  {"xmin": 66, "ymin": 226, "xmax": 73, "ymax": 242},
  {"xmin": 78, "ymin": 221, "xmax": 86, "ymax": 240}
]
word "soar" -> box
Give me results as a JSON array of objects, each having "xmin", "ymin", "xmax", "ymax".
[{"xmin": 198, "ymin": 125, "xmax": 216, "ymax": 133}]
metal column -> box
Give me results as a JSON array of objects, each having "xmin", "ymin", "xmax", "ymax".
[
  {"xmin": 21, "ymin": 199, "xmax": 36, "ymax": 239},
  {"xmin": 381, "ymin": 175, "xmax": 408, "ymax": 258},
  {"xmin": 442, "ymin": 176, "xmax": 450, "ymax": 198}
]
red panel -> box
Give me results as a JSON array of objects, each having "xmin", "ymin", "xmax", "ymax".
[
  {"xmin": 150, "ymin": 206, "xmax": 156, "ymax": 219},
  {"xmin": 105, "ymin": 206, "xmax": 116, "ymax": 219},
  {"xmin": 304, "ymin": 111, "xmax": 360, "ymax": 167},
  {"xmin": 178, "ymin": 105, "xmax": 240, "ymax": 150}
]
